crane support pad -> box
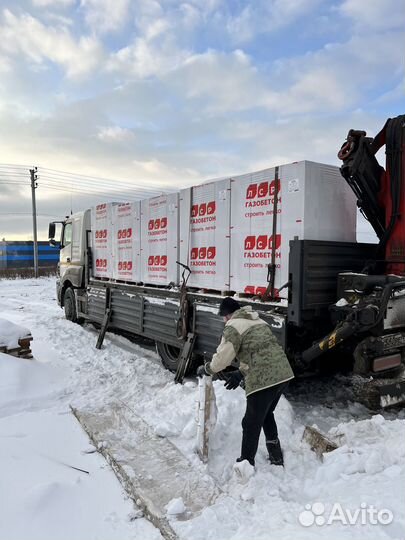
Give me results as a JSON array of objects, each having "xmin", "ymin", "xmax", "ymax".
[{"xmin": 71, "ymin": 403, "xmax": 220, "ymax": 540}]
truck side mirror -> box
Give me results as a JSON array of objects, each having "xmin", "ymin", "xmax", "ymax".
[{"xmin": 48, "ymin": 222, "xmax": 56, "ymax": 239}]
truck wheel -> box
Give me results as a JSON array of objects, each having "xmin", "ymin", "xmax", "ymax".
[
  {"xmin": 156, "ymin": 341, "xmax": 200, "ymax": 375},
  {"xmin": 64, "ymin": 288, "xmax": 83, "ymax": 324},
  {"xmin": 156, "ymin": 341, "xmax": 181, "ymax": 372}
]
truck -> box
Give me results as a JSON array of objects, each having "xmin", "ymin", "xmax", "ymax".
[{"xmin": 48, "ymin": 115, "xmax": 405, "ymax": 408}]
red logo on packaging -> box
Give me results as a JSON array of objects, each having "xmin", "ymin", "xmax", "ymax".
[
  {"xmin": 207, "ymin": 246, "xmax": 216, "ymax": 259},
  {"xmin": 270, "ymin": 180, "xmax": 280, "ymax": 196},
  {"xmin": 147, "ymin": 255, "xmax": 167, "ymax": 266},
  {"xmin": 269, "ymin": 234, "xmax": 281, "ymax": 250},
  {"xmin": 258, "ymin": 182, "xmax": 268, "ymax": 198},
  {"xmin": 95, "ymin": 258, "xmax": 108, "ymax": 269},
  {"xmin": 95, "ymin": 229, "xmax": 107, "ymax": 239},
  {"xmin": 244, "ymin": 285, "xmax": 279, "ymax": 297},
  {"xmin": 118, "ymin": 261, "xmax": 133, "ymax": 272},
  {"xmin": 256, "ymin": 235, "xmax": 268, "ymax": 250},
  {"xmin": 244, "ymin": 234, "xmax": 281, "ymax": 250},
  {"xmin": 246, "ymin": 184, "xmax": 257, "ymax": 199},
  {"xmin": 148, "ymin": 218, "xmax": 167, "ymax": 231},
  {"xmin": 207, "ymin": 201, "xmax": 216, "ymax": 215},
  {"xmin": 118, "ymin": 228, "xmax": 132, "ymax": 239},
  {"xmin": 191, "ymin": 201, "xmax": 216, "ymax": 219},
  {"xmin": 244, "ymin": 235, "xmax": 256, "ymax": 250},
  {"xmin": 246, "ymin": 180, "xmax": 280, "ymax": 200},
  {"xmin": 190, "ymin": 246, "xmax": 216, "ymax": 260}
]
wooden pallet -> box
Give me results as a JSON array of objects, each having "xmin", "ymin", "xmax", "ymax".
[{"xmin": 0, "ymin": 334, "xmax": 33, "ymax": 359}]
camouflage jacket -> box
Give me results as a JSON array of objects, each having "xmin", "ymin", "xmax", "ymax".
[{"xmin": 206, "ymin": 306, "xmax": 294, "ymax": 396}]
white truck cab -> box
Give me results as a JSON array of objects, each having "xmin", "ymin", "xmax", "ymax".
[{"xmin": 49, "ymin": 209, "xmax": 91, "ymax": 309}]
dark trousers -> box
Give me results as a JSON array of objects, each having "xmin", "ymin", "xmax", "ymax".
[{"xmin": 240, "ymin": 381, "xmax": 289, "ymax": 465}]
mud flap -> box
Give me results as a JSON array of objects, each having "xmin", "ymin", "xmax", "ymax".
[{"xmin": 71, "ymin": 403, "xmax": 220, "ymax": 540}]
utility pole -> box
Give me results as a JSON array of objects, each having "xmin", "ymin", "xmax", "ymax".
[{"xmin": 30, "ymin": 167, "xmax": 39, "ymax": 278}]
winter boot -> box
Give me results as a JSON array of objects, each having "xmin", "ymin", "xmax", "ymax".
[
  {"xmin": 266, "ymin": 438, "xmax": 284, "ymax": 466},
  {"xmin": 236, "ymin": 456, "xmax": 255, "ymax": 467}
]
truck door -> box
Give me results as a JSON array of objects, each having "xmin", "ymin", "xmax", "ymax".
[{"xmin": 60, "ymin": 221, "xmax": 72, "ymax": 279}]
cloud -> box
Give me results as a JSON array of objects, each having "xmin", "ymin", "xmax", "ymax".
[
  {"xmin": 339, "ymin": 0, "xmax": 405, "ymax": 30},
  {"xmin": 225, "ymin": 0, "xmax": 321, "ymax": 43},
  {"xmin": 80, "ymin": 0, "xmax": 130, "ymax": 33},
  {"xmin": 32, "ymin": 0, "xmax": 75, "ymax": 7},
  {"xmin": 97, "ymin": 126, "xmax": 135, "ymax": 142},
  {"xmin": 0, "ymin": 9, "xmax": 104, "ymax": 78}
]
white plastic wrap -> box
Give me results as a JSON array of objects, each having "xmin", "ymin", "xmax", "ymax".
[
  {"xmin": 180, "ymin": 179, "xmax": 231, "ymax": 290},
  {"xmin": 112, "ymin": 202, "xmax": 141, "ymax": 282},
  {"xmin": 229, "ymin": 161, "xmax": 356, "ymax": 298},
  {"xmin": 91, "ymin": 203, "xmax": 115, "ymax": 279},
  {"xmin": 140, "ymin": 193, "xmax": 179, "ymax": 285}
]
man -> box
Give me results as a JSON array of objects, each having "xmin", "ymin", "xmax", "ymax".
[{"xmin": 197, "ymin": 297, "xmax": 294, "ymax": 467}]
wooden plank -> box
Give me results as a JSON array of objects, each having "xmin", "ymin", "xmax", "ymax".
[
  {"xmin": 302, "ymin": 426, "xmax": 339, "ymax": 460},
  {"xmin": 71, "ymin": 403, "xmax": 220, "ymax": 540},
  {"xmin": 196, "ymin": 377, "xmax": 217, "ymax": 463}
]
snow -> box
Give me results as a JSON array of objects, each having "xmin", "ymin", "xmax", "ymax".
[
  {"xmin": 336, "ymin": 298, "xmax": 349, "ymax": 307},
  {"xmin": 166, "ymin": 498, "xmax": 186, "ymax": 516},
  {"xmin": 232, "ymin": 460, "xmax": 255, "ymax": 484},
  {"xmin": 0, "ymin": 317, "xmax": 31, "ymax": 348},
  {"xmin": 1, "ymin": 276, "xmax": 405, "ymax": 540}
]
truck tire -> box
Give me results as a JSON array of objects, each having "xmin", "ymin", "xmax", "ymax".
[
  {"xmin": 156, "ymin": 341, "xmax": 200, "ymax": 375},
  {"xmin": 64, "ymin": 288, "xmax": 83, "ymax": 324},
  {"xmin": 156, "ymin": 341, "xmax": 182, "ymax": 372}
]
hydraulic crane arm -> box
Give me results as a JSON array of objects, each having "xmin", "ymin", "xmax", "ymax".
[{"xmin": 338, "ymin": 114, "xmax": 405, "ymax": 275}]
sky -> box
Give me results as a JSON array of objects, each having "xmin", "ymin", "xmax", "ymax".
[{"xmin": 0, "ymin": 0, "xmax": 404, "ymax": 239}]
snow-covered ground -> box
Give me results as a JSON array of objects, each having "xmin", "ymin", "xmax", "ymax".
[{"xmin": 1, "ymin": 277, "xmax": 404, "ymax": 540}]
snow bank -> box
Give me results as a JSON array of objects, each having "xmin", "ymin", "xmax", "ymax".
[
  {"xmin": 0, "ymin": 317, "xmax": 31, "ymax": 348},
  {"xmin": 0, "ymin": 352, "xmax": 67, "ymax": 416}
]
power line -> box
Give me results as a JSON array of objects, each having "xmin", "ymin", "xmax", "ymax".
[
  {"xmin": 39, "ymin": 166, "xmax": 172, "ymax": 192},
  {"xmin": 0, "ymin": 163, "xmax": 175, "ymax": 197},
  {"xmin": 0, "ymin": 212, "xmax": 60, "ymax": 217},
  {"xmin": 38, "ymin": 175, "xmax": 163, "ymax": 199},
  {"xmin": 38, "ymin": 172, "xmax": 161, "ymax": 191}
]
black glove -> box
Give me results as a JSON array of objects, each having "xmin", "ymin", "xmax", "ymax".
[
  {"xmin": 196, "ymin": 364, "xmax": 210, "ymax": 378},
  {"xmin": 224, "ymin": 370, "xmax": 243, "ymax": 390}
]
